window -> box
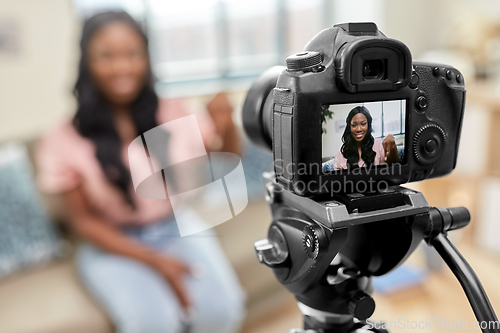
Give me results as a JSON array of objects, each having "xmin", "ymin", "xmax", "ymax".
[
  {"xmin": 71, "ymin": 0, "xmax": 343, "ymax": 97},
  {"xmin": 365, "ymin": 100, "xmax": 406, "ymax": 139},
  {"xmin": 145, "ymin": 0, "xmax": 332, "ymax": 96}
]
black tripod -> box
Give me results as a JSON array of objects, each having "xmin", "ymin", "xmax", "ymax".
[{"xmin": 254, "ymin": 173, "xmax": 499, "ymax": 333}]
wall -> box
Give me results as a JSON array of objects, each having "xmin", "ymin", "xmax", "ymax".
[{"xmin": 0, "ymin": 0, "xmax": 79, "ymax": 142}]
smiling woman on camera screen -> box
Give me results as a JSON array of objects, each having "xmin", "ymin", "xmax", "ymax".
[{"xmin": 328, "ymin": 106, "xmax": 400, "ymax": 171}]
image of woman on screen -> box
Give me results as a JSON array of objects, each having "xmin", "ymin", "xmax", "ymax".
[{"xmin": 332, "ymin": 106, "xmax": 400, "ymax": 171}]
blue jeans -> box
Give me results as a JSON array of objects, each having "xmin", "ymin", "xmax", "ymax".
[{"xmin": 76, "ymin": 210, "xmax": 246, "ymax": 333}]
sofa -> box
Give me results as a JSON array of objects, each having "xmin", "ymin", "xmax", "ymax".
[{"xmin": 0, "ymin": 140, "xmax": 286, "ymax": 333}]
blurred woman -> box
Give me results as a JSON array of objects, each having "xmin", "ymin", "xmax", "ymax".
[
  {"xmin": 36, "ymin": 11, "xmax": 245, "ymax": 333},
  {"xmin": 333, "ymin": 106, "xmax": 399, "ymax": 170}
]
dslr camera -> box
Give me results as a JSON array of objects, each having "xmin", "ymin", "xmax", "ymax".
[
  {"xmin": 242, "ymin": 23, "xmax": 498, "ymax": 333},
  {"xmin": 243, "ymin": 22, "xmax": 465, "ymax": 197}
]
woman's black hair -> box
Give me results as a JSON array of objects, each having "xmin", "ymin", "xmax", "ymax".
[
  {"xmin": 340, "ymin": 106, "xmax": 376, "ymax": 168},
  {"xmin": 73, "ymin": 11, "xmax": 158, "ymax": 206}
]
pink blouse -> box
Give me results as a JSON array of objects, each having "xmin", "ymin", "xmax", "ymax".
[
  {"xmin": 333, "ymin": 138, "xmax": 386, "ymax": 170},
  {"xmin": 35, "ymin": 99, "xmax": 216, "ymax": 225}
]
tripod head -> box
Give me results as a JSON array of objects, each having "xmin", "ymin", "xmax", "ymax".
[{"xmin": 254, "ymin": 173, "xmax": 497, "ymax": 333}]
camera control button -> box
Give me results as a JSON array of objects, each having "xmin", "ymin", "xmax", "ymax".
[
  {"xmin": 409, "ymin": 73, "xmax": 419, "ymax": 89},
  {"xmin": 446, "ymin": 70, "xmax": 453, "ymax": 80},
  {"xmin": 433, "ymin": 67, "xmax": 441, "ymax": 77},
  {"xmin": 413, "ymin": 124, "xmax": 446, "ymax": 165},
  {"xmin": 425, "ymin": 139, "xmax": 438, "ymax": 154},
  {"xmin": 415, "ymin": 96, "xmax": 428, "ymax": 110}
]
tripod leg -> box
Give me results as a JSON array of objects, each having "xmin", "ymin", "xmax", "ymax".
[{"xmin": 430, "ymin": 233, "xmax": 499, "ymax": 333}]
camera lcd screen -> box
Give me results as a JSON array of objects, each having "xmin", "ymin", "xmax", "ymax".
[{"xmin": 321, "ymin": 99, "xmax": 406, "ymax": 173}]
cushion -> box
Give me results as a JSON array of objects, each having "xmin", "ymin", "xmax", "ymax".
[
  {"xmin": 398, "ymin": 146, "xmax": 405, "ymax": 164},
  {"xmin": 0, "ymin": 142, "xmax": 61, "ymax": 279},
  {"xmin": 322, "ymin": 158, "xmax": 335, "ymax": 172}
]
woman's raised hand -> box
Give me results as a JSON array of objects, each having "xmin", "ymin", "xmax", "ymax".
[
  {"xmin": 382, "ymin": 134, "xmax": 396, "ymax": 157},
  {"xmin": 382, "ymin": 134, "xmax": 399, "ymax": 163},
  {"xmin": 206, "ymin": 92, "xmax": 242, "ymax": 155}
]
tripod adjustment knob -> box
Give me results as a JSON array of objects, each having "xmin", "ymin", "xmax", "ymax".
[
  {"xmin": 302, "ymin": 225, "xmax": 320, "ymax": 260},
  {"xmin": 254, "ymin": 226, "xmax": 289, "ymax": 267},
  {"xmin": 348, "ymin": 291, "xmax": 375, "ymax": 320}
]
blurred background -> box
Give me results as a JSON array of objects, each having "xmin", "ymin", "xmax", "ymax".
[{"xmin": 1, "ymin": 0, "xmax": 500, "ymax": 332}]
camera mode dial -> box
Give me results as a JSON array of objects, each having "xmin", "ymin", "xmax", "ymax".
[
  {"xmin": 413, "ymin": 124, "xmax": 446, "ymax": 165},
  {"xmin": 286, "ymin": 51, "xmax": 322, "ymax": 72}
]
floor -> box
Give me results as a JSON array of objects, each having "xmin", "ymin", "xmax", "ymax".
[{"xmin": 241, "ymin": 242, "xmax": 500, "ymax": 333}]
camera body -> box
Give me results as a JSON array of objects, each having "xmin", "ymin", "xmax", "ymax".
[{"xmin": 243, "ymin": 22, "xmax": 466, "ymax": 197}]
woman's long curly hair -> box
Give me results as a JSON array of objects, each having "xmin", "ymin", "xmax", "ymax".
[
  {"xmin": 72, "ymin": 11, "xmax": 158, "ymax": 206},
  {"xmin": 340, "ymin": 106, "xmax": 376, "ymax": 168}
]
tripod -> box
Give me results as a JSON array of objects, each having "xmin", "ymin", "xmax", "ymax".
[{"xmin": 254, "ymin": 173, "xmax": 499, "ymax": 333}]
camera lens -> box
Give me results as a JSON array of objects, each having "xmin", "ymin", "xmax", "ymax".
[{"xmin": 362, "ymin": 60, "xmax": 385, "ymax": 80}]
